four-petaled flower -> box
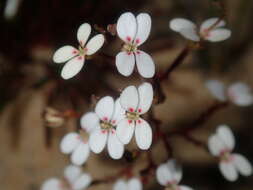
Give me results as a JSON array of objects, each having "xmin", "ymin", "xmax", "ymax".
[
  {"xmin": 156, "ymin": 159, "xmax": 194, "ymax": 190},
  {"xmin": 116, "ymin": 82, "xmax": 153, "ymax": 150},
  {"xmin": 41, "ymin": 165, "xmax": 91, "ymax": 190},
  {"xmin": 87, "ymin": 96, "xmax": 125, "ymax": 159},
  {"xmin": 116, "ymin": 12, "xmax": 155, "ymax": 78},
  {"xmin": 208, "ymin": 125, "xmax": 252, "ymax": 181},
  {"xmin": 169, "ymin": 17, "xmax": 231, "ymax": 42},
  {"xmin": 53, "ymin": 23, "xmax": 105, "ymax": 79},
  {"xmin": 113, "ymin": 178, "xmax": 142, "ymax": 190},
  {"xmin": 206, "ymin": 80, "xmax": 253, "ymax": 106}
]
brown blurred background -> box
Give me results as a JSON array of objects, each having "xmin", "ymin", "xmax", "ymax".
[{"xmin": 0, "ymin": 0, "xmax": 253, "ymax": 189}]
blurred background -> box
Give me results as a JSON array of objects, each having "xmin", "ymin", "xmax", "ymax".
[{"xmin": 0, "ymin": 0, "xmax": 253, "ymax": 189}]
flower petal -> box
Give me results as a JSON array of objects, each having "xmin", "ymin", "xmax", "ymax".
[
  {"xmin": 77, "ymin": 23, "xmax": 91, "ymax": 47},
  {"xmin": 111, "ymin": 98, "xmax": 126, "ymax": 125},
  {"xmin": 107, "ymin": 130, "xmax": 124, "ymax": 159},
  {"xmin": 166, "ymin": 159, "xmax": 182, "ymax": 183},
  {"xmin": 61, "ymin": 55, "xmax": 85, "ymax": 79},
  {"xmin": 80, "ymin": 112, "xmax": 100, "ymax": 133},
  {"xmin": 156, "ymin": 163, "xmax": 172, "ymax": 186},
  {"xmin": 135, "ymin": 118, "xmax": 152, "ymax": 150},
  {"xmin": 205, "ymin": 29, "xmax": 231, "ymax": 42},
  {"xmin": 179, "ymin": 27, "xmax": 200, "ymax": 41},
  {"xmin": 71, "ymin": 142, "xmax": 90, "ymax": 166},
  {"xmin": 53, "ymin": 45, "xmax": 78, "ymax": 63},
  {"xmin": 179, "ymin": 185, "xmax": 194, "ymax": 190},
  {"xmin": 72, "ymin": 173, "xmax": 92, "ymax": 190},
  {"xmin": 64, "ymin": 165, "xmax": 82, "ymax": 183},
  {"xmin": 219, "ymin": 161, "xmax": 238, "ymax": 182},
  {"xmin": 116, "ymin": 118, "xmax": 135, "ymax": 144},
  {"xmin": 208, "ymin": 134, "xmax": 226, "ymax": 156},
  {"xmin": 205, "ymin": 80, "xmax": 226, "ymax": 101},
  {"xmin": 127, "ymin": 178, "xmax": 142, "ymax": 190},
  {"xmin": 41, "ymin": 178, "xmax": 61, "ymax": 190},
  {"xmin": 113, "ymin": 180, "xmax": 128, "ymax": 190},
  {"xmin": 216, "ymin": 125, "xmax": 235, "ymax": 151},
  {"xmin": 135, "ymin": 50, "xmax": 155, "ymax": 78},
  {"xmin": 134, "ymin": 13, "xmax": 151, "ymax": 45},
  {"xmin": 117, "ymin": 12, "xmax": 137, "ymax": 43},
  {"xmin": 116, "ymin": 52, "xmax": 135, "ymax": 77},
  {"xmin": 169, "ymin": 18, "xmax": 196, "ymax": 32},
  {"xmin": 120, "ymin": 85, "xmax": 139, "ymax": 111},
  {"xmin": 137, "ymin": 82, "xmax": 153, "ymax": 114},
  {"xmin": 200, "ymin": 18, "xmax": 225, "ymax": 32},
  {"xmin": 89, "ymin": 128, "xmax": 108, "ymax": 153},
  {"xmin": 233, "ymin": 154, "xmax": 252, "ymax": 177},
  {"xmin": 60, "ymin": 132, "xmax": 80, "ymax": 154},
  {"xmin": 86, "ymin": 34, "xmax": 105, "ymax": 55},
  {"xmin": 95, "ymin": 96, "xmax": 114, "ymax": 121}
]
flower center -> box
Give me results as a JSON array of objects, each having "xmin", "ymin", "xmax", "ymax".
[
  {"xmin": 220, "ymin": 150, "xmax": 232, "ymax": 162},
  {"xmin": 100, "ymin": 120, "xmax": 114, "ymax": 130},
  {"xmin": 126, "ymin": 111, "xmax": 139, "ymax": 121},
  {"xmin": 122, "ymin": 43, "xmax": 138, "ymax": 54},
  {"xmin": 200, "ymin": 29, "xmax": 210, "ymax": 39},
  {"xmin": 60, "ymin": 178, "xmax": 73, "ymax": 190},
  {"xmin": 78, "ymin": 46, "xmax": 88, "ymax": 56},
  {"xmin": 165, "ymin": 182, "xmax": 180, "ymax": 190}
]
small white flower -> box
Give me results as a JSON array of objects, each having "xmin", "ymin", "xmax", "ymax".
[
  {"xmin": 116, "ymin": 82, "xmax": 153, "ymax": 150},
  {"xmin": 169, "ymin": 17, "xmax": 231, "ymax": 42},
  {"xmin": 116, "ymin": 12, "xmax": 155, "ymax": 78},
  {"xmin": 208, "ymin": 125, "xmax": 252, "ymax": 181},
  {"xmin": 156, "ymin": 159, "xmax": 193, "ymax": 190},
  {"xmin": 113, "ymin": 178, "xmax": 142, "ymax": 190},
  {"xmin": 41, "ymin": 165, "xmax": 91, "ymax": 190},
  {"xmin": 205, "ymin": 80, "xmax": 253, "ymax": 106},
  {"xmin": 88, "ymin": 96, "xmax": 125, "ymax": 159},
  {"xmin": 53, "ymin": 23, "xmax": 105, "ymax": 79}
]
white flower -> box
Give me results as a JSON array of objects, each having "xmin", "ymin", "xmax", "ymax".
[
  {"xmin": 208, "ymin": 125, "xmax": 252, "ymax": 181},
  {"xmin": 53, "ymin": 23, "xmax": 105, "ymax": 79},
  {"xmin": 113, "ymin": 178, "xmax": 142, "ymax": 190},
  {"xmin": 41, "ymin": 165, "xmax": 91, "ymax": 190},
  {"xmin": 156, "ymin": 159, "xmax": 193, "ymax": 190},
  {"xmin": 205, "ymin": 80, "xmax": 253, "ymax": 106},
  {"xmin": 169, "ymin": 17, "xmax": 231, "ymax": 42},
  {"xmin": 116, "ymin": 12, "xmax": 155, "ymax": 78},
  {"xmin": 88, "ymin": 96, "xmax": 125, "ymax": 159},
  {"xmin": 4, "ymin": 0, "xmax": 21, "ymax": 20},
  {"xmin": 116, "ymin": 82, "xmax": 153, "ymax": 150}
]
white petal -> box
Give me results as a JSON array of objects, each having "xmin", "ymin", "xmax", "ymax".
[
  {"xmin": 116, "ymin": 118, "xmax": 135, "ymax": 144},
  {"xmin": 134, "ymin": 13, "xmax": 151, "ymax": 45},
  {"xmin": 86, "ymin": 34, "xmax": 105, "ymax": 55},
  {"xmin": 205, "ymin": 80, "xmax": 226, "ymax": 101},
  {"xmin": 200, "ymin": 18, "xmax": 225, "ymax": 32},
  {"xmin": 111, "ymin": 98, "xmax": 126, "ymax": 125},
  {"xmin": 107, "ymin": 130, "xmax": 124, "ymax": 159},
  {"xmin": 135, "ymin": 50, "xmax": 155, "ymax": 78},
  {"xmin": 137, "ymin": 82, "xmax": 153, "ymax": 114},
  {"xmin": 135, "ymin": 118, "xmax": 152, "ymax": 150},
  {"xmin": 95, "ymin": 96, "xmax": 114, "ymax": 121},
  {"xmin": 117, "ymin": 12, "xmax": 137, "ymax": 43},
  {"xmin": 179, "ymin": 27, "xmax": 200, "ymax": 41},
  {"xmin": 233, "ymin": 154, "xmax": 252, "ymax": 176},
  {"xmin": 205, "ymin": 29, "xmax": 231, "ymax": 42},
  {"xmin": 71, "ymin": 142, "xmax": 90, "ymax": 166},
  {"xmin": 116, "ymin": 52, "xmax": 135, "ymax": 77},
  {"xmin": 179, "ymin": 185, "xmax": 194, "ymax": 190},
  {"xmin": 80, "ymin": 112, "xmax": 100, "ymax": 133},
  {"xmin": 120, "ymin": 85, "xmax": 139, "ymax": 111},
  {"xmin": 216, "ymin": 125, "xmax": 235, "ymax": 151},
  {"xmin": 219, "ymin": 161, "xmax": 238, "ymax": 182},
  {"xmin": 4, "ymin": 0, "xmax": 21, "ymax": 20},
  {"xmin": 113, "ymin": 180, "xmax": 128, "ymax": 190},
  {"xmin": 41, "ymin": 178, "xmax": 61, "ymax": 190},
  {"xmin": 169, "ymin": 18, "xmax": 196, "ymax": 32},
  {"xmin": 89, "ymin": 129, "xmax": 108, "ymax": 153},
  {"xmin": 208, "ymin": 134, "xmax": 226, "ymax": 156},
  {"xmin": 61, "ymin": 56, "xmax": 85, "ymax": 79},
  {"xmin": 166, "ymin": 159, "xmax": 182, "ymax": 183},
  {"xmin": 60, "ymin": 132, "xmax": 80, "ymax": 154},
  {"xmin": 53, "ymin": 45, "xmax": 78, "ymax": 63},
  {"xmin": 227, "ymin": 82, "xmax": 253, "ymax": 106},
  {"xmin": 128, "ymin": 178, "xmax": 142, "ymax": 190},
  {"xmin": 72, "ymin": 173, "xmax": 92, "ymax": 190},
  {"xmin": 77, "ymin": 23, "xmax": 91, "ymax": 47},
  {"xmin": 156, "ymin": 163, "xmax": 172, "ymax": 186},
  {"xmin": 64, "ymin": 165, "xmax": 82, "ymax": 183}
]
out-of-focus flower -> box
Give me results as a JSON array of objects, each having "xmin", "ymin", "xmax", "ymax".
[
  {"xmin": 116, "ymin": 82, "xmax": 153, "ymax": 150},
  {"xmin": 87, "ymin": 96, "xmax": 125, "ymax": 159},
  {"xmin": 4, "ymin": 0, "xmax": 22, "ymax": 20},
  {"xmin": 205, "ymin": 80, "xmax": 253, "ymax": 106},
  {"xmin": 169, "ymin": 17, "xmax": 231, "ymax": 42},
  {"xmin": 208, "ymin": 125, "xmax": 252, "ymax": 181},
  {"xmin": 53, "ymin": 23, "xmax": 105, "ymax": 79},
  {"xmin": 43, "ymin": 107, "xmax": 65, "ymax": 128},
  {"xmin": 113, "ymin": 178, "xmax": 142, "ymax": 190},
  {"xmin": 116, "ymin": 12, "xmax": 155, "ymax": 78},
  {"xmin": 156, "ymin": 159, "xmax": 193, "ymax": 190},
  {"xmin": 41, "ymin": 165, "xmax": 91, "ymax": 190}
]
